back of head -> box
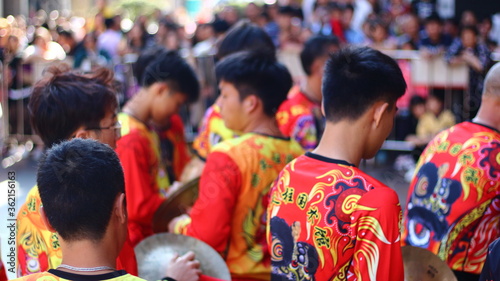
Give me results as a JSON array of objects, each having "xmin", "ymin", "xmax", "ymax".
[
  {"xmin": 133, "ymin": 45, "xmax": 167, "ymax": 85},
  {"xmin": 300, "ymin": 35, "xmax": 340, "ymax": 75},
  {"xmin": 216, "ymin": 20, "xmax": 276, "ymax": 59},
  {"xmin": 29, "ymin": 65, "xmax": 117, "ymax": 148},
  {"xmin": 483, "ymin": 62, "xmax": 500, "ymax": 98},
  {"xmin": 215, "ymin": 51, "xmax": 292, "ymax": 117},
  {"xmin": 142, "ymin": 49, "xmax": 200, "ymax": 103},
  {"xmin": 37, "ymin": 138, "xmax": 125, "ymax": 242},
  {"xmin": 323, "ymin": 46, "xmax": 406, "ymax": 122}
]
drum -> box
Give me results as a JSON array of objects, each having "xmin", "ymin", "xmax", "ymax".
[
  {"xmin": 135, "ymin": 233, "xmax": 231, "ymax": 281},
  {"xmin": 402, "ymin": 246, "xmax": 457, "ymax": 281},
  {"xmin": 152, "ymin": 177, "xmax": 200, "ymax": 233}
]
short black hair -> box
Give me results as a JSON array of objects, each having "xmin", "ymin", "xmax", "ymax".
[
  {"xmin": 425, "ymin": 13, "xmax": 443, "ymax": 25},
  {"xmin": 29, "ymin": 65, "xmax": 117, "ymax": 148},
  {"xmin": 460, "ymin": 24, "xmax": 479, "ymax": 36},
  {"xmin": 216, "ymin": 20, "xmax": 276, "ymax": 59},
  {"xmin": 300, "ymin": 35, "xmax": 339, "ymax": 75},
  {"xmin": 37, "ymin": 138, "xmax": 125, "ymax": 242},
  {"xmin": 216, "ymin": 51, "xmax": 292, "ymax": 117},
  {"xmin": 409, "ymin": 95, "xmax": 426, "ymax": 109},
  {"xmin": 322, "ymin": 46, "xmax": 407, "ymax": 122},
  {"xmin": 133, "ymin": 46, "xmax": 166, "ymax": 85},
  {"xmin": 142, "ymin": 49, "xmax": 200, "ymax": 103}
]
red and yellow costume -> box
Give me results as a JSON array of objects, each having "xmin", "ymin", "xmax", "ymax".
[
  {"xmin": 174, "ymin": 133, "xmax": 303, "ymax": 280},
  {"xmin": 116, "ymin": 113, "xmax": 170, "ymax": 247},
  {"xmin": 267, "ymin": 152, "xmax": 404, "ymax": 281},
  {"xmin": 16, "ymin": 186, "xmax": 137, "ymax": 276},
  {"xmin": 157, "ymin": 114, "xmax": 190, "ymax": 181},
  {"xmin": 402, "ymin": 121, "xmax": 500, "ymax": 275},
  {"xmin": 192, "ymin": 104, "xmax": 237, "ymax": 160},
  {"xmin": 277, "ymin": 91, "xmax": 322, "ymax": 150},
  {"xmin": 11, "ymin": 269, "xmax": 145, "ymax": 281}
]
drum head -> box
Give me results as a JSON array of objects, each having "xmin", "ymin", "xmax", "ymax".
[
  {"xmin": 402, "ymin": 246, "xmax": 457, "ymax": 281},
  {"xmin": 135, "ymin": 233, "xmax": 231, "ymax": 281},
  {"xmin": 152, "ymin": 177, "xmax": 200, "ymax": 233}
]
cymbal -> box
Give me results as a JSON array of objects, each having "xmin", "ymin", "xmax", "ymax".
[
  {"xmin": 135, "ymin": 233, "xmax": 231, "ymax": 281},
  {"xmin": 402, "ymin": 246, "xmax": 457, "ymax": 281},
  {"xmin": 179, "ymin": 156, "xmax": 205, "ymax": 183},
  {"xmin": 152, "ymin": 177, "xmax": 200, "ymax": 233}
]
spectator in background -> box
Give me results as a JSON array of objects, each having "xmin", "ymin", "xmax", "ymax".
[
  {"xmin": 395, "ymin": 95, "xmax": 427, "ymax": 141},
  {"xmin": 446, "ymin": 25, "xmax": 492, "ymax": 118},
  {"xmin": 408, "ymin": 90, "xmax": 455, "ymax": 147},
  {"xmin": 479, "ymin": 17, "xmax": 497, "ymax": 52},
  {"xmin": 342, "ymin": 4, "xmax": 365, "ymax": 44},
  {"xmin": 24, "ymin": 27, "xmax": 66, "ymax": 63},
  {"xmin": 461, "ymin": 10, "xmax": 478, "ymax": 27},
  {"xmin": 98, "ymin": 15, "xmax": 123, "ymax": 63},
  {"xmin": 258, "ymin": 11, "xmax": 280, "ymax": 47},
  {"xmin": 384, "ymin": 0, "xmax": 411, "ymax": 22},
  {"xmin": 398, "ymin": 14, "xmax": 421, "ymax": 50},
  {"xmin": 309, "ymin": 4, "xmax": 332, "ymax": 36},
  {"xmin": 122, "ymin": 22, "xmax": 153, "ymax": 55},
  {"xmin": 365, "ymin": 19, "xmax": 398, "ymax": 50},
  {"xmin": 57, "ymin": 30, "xmax": 82, "ymax": 57},
  {"xmin": 219, "ymin": 6, "xmax": 240, "ymax": 27},
  {"xmin": 192, "ymin": 23, "xmax": 216, "ymax": 57},
  {"xmin": 420, "ymin": 14, "xmax": 453, "ymax": 57},
  {"xmin": 245, "ymin": 2, "xmax": 262, "ymax": 24},
  {"xmin": 74, "ymin": 32, "xmax": 111, "ymax": 70},
  {"xmin": 443, "ymin": 17, "xmax": 460, "ymax": 38}
]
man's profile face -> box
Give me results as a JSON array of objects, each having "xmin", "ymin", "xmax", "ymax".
[
  {"xmin": 218, "ymin": 80, "xmax": 247, "ymax": 132},
  {"xmin": 87, "ymin": 108, "xmax": 120, "ymax": 149}
]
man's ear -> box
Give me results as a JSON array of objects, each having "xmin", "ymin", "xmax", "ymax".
[
  {"xmin": 243, "ymin": 95, "xmax": 259, "ymax": 114},
  {"xmin": 372, "ymin": 101, "xmax": 390, "ymax": 128},
  {"xmin": 114, "ymin": 193, "xmax": 127, "ymax": 224},
  {"xmin": 74, "ymin": 127, "xmax": 93, "ymax": 140},
  {"xmin": 40, "ymin": 206, "xmax": 57, "ymax": 233},
  {"xmin": 151, "ymin": 82, "xmax": 170, "ymax": 96}
]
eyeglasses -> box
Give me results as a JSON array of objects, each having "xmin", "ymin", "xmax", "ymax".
[{"xmin": 86, "ymin": 121, "xmax": 122, "ymax": 136}]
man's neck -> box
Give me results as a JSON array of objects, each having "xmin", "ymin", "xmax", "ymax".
[
  {"xmin": 58, "ymin": 239, "xmax": 118, "ymax": 275},
  {"xmin": 313, "ymin": 121, "xmax": 366, "ymax": 166},
  {"xmin": 303, "ymin": 76, "xmax": 322, "ymax": 105},
  {"xmin": 122, "ymin": 89, "xmax": 151, "ymax": 125},
  {"xmin": 243, "ymin": 114, "xmax": 284, "ymax": 138}
]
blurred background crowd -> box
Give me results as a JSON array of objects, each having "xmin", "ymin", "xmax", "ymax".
[{"xmin": 1, "ymin": 0, "xmax": 500, "ymax": 168}]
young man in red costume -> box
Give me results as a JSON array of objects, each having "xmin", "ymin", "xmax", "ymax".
[
  {"xmin": 116, "ymin": 49, "xmax": 199, "ymax": 247},
  {"xmin": 170, "ymin": 51, "xmax": 304, "ymax": 280},
  {"xmin": 13, "ymin": 139, "xmax": 200, "ymax": 281},
  {"xmin": 267, "ymin": 46, "xmax": 407, "ymax": 281},
  {"xmin": 402, "ymin": 63, "xmax": 500, "ymax": 281},
  {"xmin": 277, "ymin": 35, "xmax": 339, "ymax": 150}
]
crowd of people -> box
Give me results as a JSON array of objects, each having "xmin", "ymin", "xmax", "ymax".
[{"xmin": 0, "ymin": 1, "xmax": 500, "ymax": 281}]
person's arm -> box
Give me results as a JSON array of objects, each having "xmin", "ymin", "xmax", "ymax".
[
  {"xmin": 349, "ymin": 187, "xmax": 404, "ymax": 280},
  {"xmin": 115, "ymin": 134, "xmax": 165, "ymax": 227},
  {"xmin": 171, "ymin": 152, "xmax": 241, "ymax": 254},
  {"xmin": 445, "ymin": 39, "xmax": 463, "ymax": 65}
]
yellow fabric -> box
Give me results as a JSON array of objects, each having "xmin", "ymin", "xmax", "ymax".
[{"xmin": 416, "ymin": 110, "xmax": 456, "ymax": 139}]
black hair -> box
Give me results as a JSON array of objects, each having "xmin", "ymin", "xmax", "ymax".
[
  {"xmin": 300, "ymin": 35, "xmax": 340, "ymax": 75},
  {"xmin": 216, "ymin": 20, "xmax": 276, "ymax": 59},
  {"xmin": 142, "ymin": 49, "xmax": 200, "ymax": 103},
  {"xmin": 425, "ymin": 13, "xmax": 443, "ymax": 25},
  {"xmin": 409, "ymin": 95, "xmax": 426, "ymax": 109},
  {"xmin": 322, "ymin": 46, "xmax": 407, "ymax": 122},
  {"xmin": 133, "ymin": 46, "xmax": 167, "ymax": 85},
  {"xmin": 57, "ymin": 30, "xmax": 74, "ymax": 39},
  {"xmin": 460, "ymin": 24, "xmax": 479, "ymax": 36},
  {"xmin": 215, "ymin": 51, "xmax": 292, "ymax": 117},
  {"xmin": 104, "ymin": 18, "xmax": 115, "ymax": 29},
  {"xmin": 29, "ymin": 65, "xmax": 117, "ymax": 148},
  {"xmin": 212, "ymin": 19, "xmax": 230, "ymax": 34},
  {"xmin": 37, "ymin": 138, "xmax": 125, "ymax": 242},
  {"xmin": 278, "ymin": 5, "xmax": 303, "ymax": 19}
]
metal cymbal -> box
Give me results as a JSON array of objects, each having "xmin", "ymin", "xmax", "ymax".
[
  {"xmin": 402, "ymin": 246, "xmax": 457, "ymax": 281},
  {"xmin": 152, "ymin": 177, "xmax": 200, "ymax": 233},
  {"xmin": 135, "ymin": 233, "xmax": 231, "ymax": 281}
]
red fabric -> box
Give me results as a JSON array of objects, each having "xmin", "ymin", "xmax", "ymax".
[
  {"xmin": 116, "ymin": 237, "xmax": 138, "ymax": 276},
  {"xmin": 185, "ymin": 152, "xmax": 241, "ymax": 253},
  {"xmin": 330, "ymin": 19, "xmax": 346, "ymax": 42},
  {"xmin": 267, "ymin": 153, "xmax": 404, "ymax": 281},
  {"xmin": 0, "ymin": 259, "xmax": 7, "ymax": 281},
  {"xmin": 116, "ymin": 132, "xmax": 165, "ymax": 247},
  {"xmin": 159, "ymin": 114, "xmax": 190, "ymax": 181},
  {"xmin": 402, "ymin": 122, "xmax": 500, "ymax": 274}
]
